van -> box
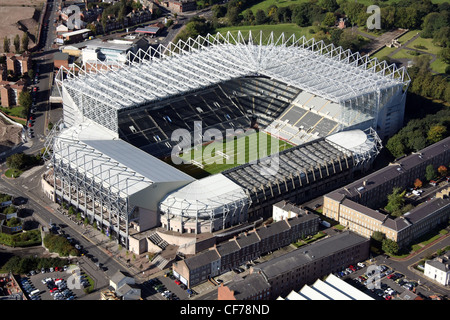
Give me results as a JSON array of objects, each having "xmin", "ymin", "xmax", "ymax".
[{"xmin": 30, "ymin": 289, "xmax": 40, "ymax": 296}]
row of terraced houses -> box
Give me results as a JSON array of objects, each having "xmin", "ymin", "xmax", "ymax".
[{"xmin": 172, "ymin": 207, "xmax": 320, "ymax": 288}]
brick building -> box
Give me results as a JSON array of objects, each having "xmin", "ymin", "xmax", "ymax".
[
  {"xmin": 6, "ymin": 53, "xmax": 31, "ymax": 76},
  {"xmin": 0, "ymin": 79, "xmax": 27, "ymax": 107},
  {"xmin": 172, "ymin": 209, "xmax": 320, "ymax": 288},
  {"xmin": 156, "ymin": 0, "xmax": 196, "ymax": 13},
  {"xmin": 218, "ymin": 231, "xmax": 370, "ymax": 300}
]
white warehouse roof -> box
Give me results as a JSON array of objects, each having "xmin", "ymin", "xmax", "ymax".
[{"xmin": 280, "ymin": 273, "xmax": 374, "ymax": 300}]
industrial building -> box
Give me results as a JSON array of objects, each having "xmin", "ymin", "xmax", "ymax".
[
  {"xmin": 278, "ymin": 273, "xmax": 374, "ymax": 300},
  {"xmin": 217, "ymin": 231, "xmax": 370, "ymax": 300}
]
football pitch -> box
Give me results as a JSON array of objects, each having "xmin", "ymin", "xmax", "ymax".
[{"xmin": 175, "ymin": 130, "xmax": 293, "ymax": 176}]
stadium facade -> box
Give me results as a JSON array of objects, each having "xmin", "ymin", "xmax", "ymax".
[{"xmin": 43, "ymin": 31, "xmax": 408, "ymax": 251}]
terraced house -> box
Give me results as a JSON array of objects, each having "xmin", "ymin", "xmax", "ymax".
[{"xmin": 172, "ymin": 208, "xmax": 320, "ymax": 288}]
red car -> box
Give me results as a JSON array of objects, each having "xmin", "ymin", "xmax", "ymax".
[
  {"xmin": 175, "ymin": 280, "xmax": 181, "ymax": 285},
  {"xmin": 33, "ymin": 87, "xmax": 37, "ymax": 92}
]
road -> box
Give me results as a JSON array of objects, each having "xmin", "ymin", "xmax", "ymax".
[
  {"xmin": 0, "ymin": 0, "xmax": 119, "ymax": 297},
  {"xmin": 0, "ymin": 163, "xmax": 121, "ymax": 292}
]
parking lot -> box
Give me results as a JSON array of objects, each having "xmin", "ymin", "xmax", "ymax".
[
  {"xmin": 142, "ymin": 271, "xmax": 198, "ymax": 301},
  {"xmin": 335, "ymin": 262, "xmax": 427, "ymax": 300},
  {"xmin": 18, "ymin": 266, "xmax": 90, "ymax": 300}
]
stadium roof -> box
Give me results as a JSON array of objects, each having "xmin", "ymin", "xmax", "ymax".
[
  {"xmin": 159, "ymin": 173, "xmax": 249, "ymax": 219},
  {"xmin": 52, "ymin": 121, "xmax": 194, "ymax": 198},
  {"xmin": 56, "ymin": 31, "xmax": 410, "ymax": 112},
  {"xmin": 159, "ymin": 129, "xmax": 381, "ymax": 220}
]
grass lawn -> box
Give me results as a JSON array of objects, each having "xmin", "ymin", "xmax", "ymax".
[
  {"xmin": 396, "ymin": 30, "xmax": 420, "ymax": 44},
  {"xmin": 0, "ymin": 105, "xmax": 26, "ymax": 118},
  {"xmin": 176, "ymin": 130, "xmax": 293, "ymax": 176},
  {"xmin": 244, "ymin": 0, "xmax": 306, "ymax": 14},
  {"xmin": 5, "ymin": 168, "xmax": 23, "ymax": 178},
  {"xmin": 214, "ymin": 23, "xmax": 319, "ymax": 44},
  {"xmin": 408, "ymin": 36, "xmax": 443, "ymax": 55},
  {"xmin": 391, "ymin": 49, "xmax": 421, "ymax": 60},
  {"xmin": 372, "ymin": 46, "xmax": 397, "ymax": 60},
  {"xmin": 431, "ymin": 58, "xmax": 449, "ymax": 74}
]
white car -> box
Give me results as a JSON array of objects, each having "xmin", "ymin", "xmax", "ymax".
[{"xmin": 357, "ymin": 262, "xmax": 365, "ymax": 268}]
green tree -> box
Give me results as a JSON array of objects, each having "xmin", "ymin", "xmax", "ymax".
[
  {"xmin": 427, "ymin": 124, "xmax": 447, "ymax": 144},
  {"xmin": 386, "ymin": 132, "xmax": 407, "ymax": 158},
  {"xmin": 432, "ymin": 27, "xmax": 450, "ymax": 48},
  {"xmin": 371, "ymin": 231, "xmax": 385, "ymax": 243},
  {"xmin": 6, "ymin": 217, "xmax": 21, "ymax": 227},
  {"xmin": 255, "ymin": 9, "xmax": 267, "ymax": 25},
  {"xmin": 341, "ymin": 1, "xmax": 365, "ymax": 25},
  {"xmin": 68, "ymin": 206, "xmax": 75, "ymax": 215},
  {"xmin": 18, "ymin": 91, "xmax": 32, "ymax": 117},
  {"xmin": 212, "ymin": 4, "xmax": 226, "ymax": 19},
  {"xmin": 330, "ymin": 28, "xmax": 343, "ymax": 46},
  {"xmin": 320, "ymin": 0, "xmax": 338, "ymax": 12},
  {"xmin": 6, "ymin": 153, "xmax": 27, "ymax": 170},
  {"xmin": 382, "ymin": 238, "xmax": 399, "ymax": 255},
  {"xmin": 425, "ymin": 164, "xmax": 435, "ymax": 181},
  {"xmin": 18, "ymin": 90, "xmax": 32, "ymax": 107},
  {"xmin": 384, "ymin": 187, "xmax": 406, "ymax": 215},
  {"xmin": 439, "ymin": 47, "xmax": 450, "ymax": 64},
  {"xmin": 322, "ymin": 12, "xmax": 336, "ymax": 27},
  {"xmin": 243, "ymin": 10, "xmax": 255, "ymax": 24},
  {"xmin": 13, "ymin": 34, "xmax": 20, "ymax": 53},
  {"xmin": 226, "ymin": 6, "xmax": 241, "ymax": 26},
  {"xmin": 266, "ymin": 5, "xmax": 277, "ymax": 19},
  {"xmin": 3, "ymin": 36, "xmax": 10, "ymax": 53},
  {"xmin": 21, "ymin": 33, "xmax": 29, "ymax": 52}
]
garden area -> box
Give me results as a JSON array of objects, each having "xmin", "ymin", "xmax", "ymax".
[
  {"xmin": 43, "ymin": 233, "xmax": 79, "ymax": 257},
  {"xmin": 292, "ymin": 231, "xmax": 327, "ymax": 248},
  {"xmin": 0, "ymin": 229, "xmax": 41, "ymax": 247},
  {"xmin": 4, "ymin": 152, "xmax": 43, "ymax": 178}
]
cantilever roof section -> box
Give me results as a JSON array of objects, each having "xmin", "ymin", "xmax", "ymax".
[{"xmin": 60, "ymin": 32, "xmax": 409, "ymax": 111}]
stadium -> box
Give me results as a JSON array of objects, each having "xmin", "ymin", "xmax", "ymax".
[{"xmin": 42, "ymin": 31, "xmax": 409, "ymax": 254}]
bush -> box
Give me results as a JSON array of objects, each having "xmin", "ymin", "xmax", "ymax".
[
  {"xmin": 0, "ymin": 229, "xmax": 41, "ymax": 247},
  {"xmin": 1, "ymin": 256, "xmax": 67, "ymax": 274},
  {"xmin": 43, "ymin": 233, "xmax": 79, "ymax": 257}
]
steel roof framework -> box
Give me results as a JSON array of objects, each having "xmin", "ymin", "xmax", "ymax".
[
  {"xmin": 49, "ymin": 31, "xmax": 407, "ymax": 241},
  {"xmin": 55, "ymin": 31, "xmax": 410, "ymax": 135},
  {"xmin": 45, "ymin": 122, "xmax": 152, "ymax": 248}
]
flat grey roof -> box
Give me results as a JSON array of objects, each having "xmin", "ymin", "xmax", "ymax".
[{"xmin": 253, "ymin": 231, "xmax": 368, "ymax": 279}]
